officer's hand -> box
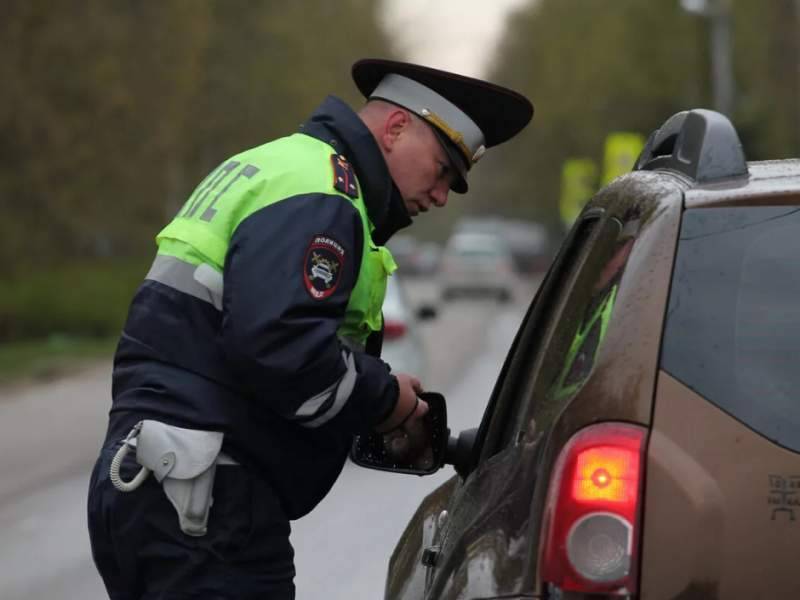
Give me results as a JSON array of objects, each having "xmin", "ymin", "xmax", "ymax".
[
  {"xmin": 375, "ymin": 373, "xmax": 425, "ymax": 433},
  {"xmin": 382, "ymin": 400, "xmax": 435, "ymax": 470},
  {"xmin": 376, "ymin": 373, "xmax": 433, "ymax": 468}
]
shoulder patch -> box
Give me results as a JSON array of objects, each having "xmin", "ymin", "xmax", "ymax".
[
  {"xmin": 331, "ymin": 154, "xmax": 359, "ymax": 198},
  {"xmin": 304, "ymin": 234, "xmax": 346, "ymax": 300}
]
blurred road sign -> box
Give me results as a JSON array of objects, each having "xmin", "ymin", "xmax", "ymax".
[
  {"xmin": 560, "ymin": 158, "xmax": 598, "ymax": 228},
  {"xmin": 602, "ymin": 132, "xmax": 646, "ymax": 186}
]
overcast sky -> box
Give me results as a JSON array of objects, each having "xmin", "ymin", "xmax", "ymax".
[{"xmin": 380, "ymin": 0, "xmax": 531, "ymax": 78}]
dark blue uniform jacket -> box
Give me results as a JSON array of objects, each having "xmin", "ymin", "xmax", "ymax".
[{"xmin": 107, "ymin": 97, "xmax": 412, "ymax": 520}]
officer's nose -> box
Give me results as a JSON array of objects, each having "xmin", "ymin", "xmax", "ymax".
[{"xmin": 431, "ymin": 182, "xmax": 449, "ymax": 208}]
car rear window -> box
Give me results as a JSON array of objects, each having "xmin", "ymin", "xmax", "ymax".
[{"xmin": 661, "ymin": 206, "xmax": 800, "ymax": 452}]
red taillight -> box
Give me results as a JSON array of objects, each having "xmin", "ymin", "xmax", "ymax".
[
  {"xmin": 540, "ymin": 423, "xmax": 647, "ymax": 596},
  {"xmin": 384, "ymin": 320, "xmax": 407, "ymax": 340},
  {"xmin": 572, "ymin": 446, "xmax": 640, "ymax": 506}
]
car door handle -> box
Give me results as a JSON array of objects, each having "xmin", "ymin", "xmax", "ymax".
[{"xmin": 421, "ymin": 509, "xmax": 448, "ymax": 568}]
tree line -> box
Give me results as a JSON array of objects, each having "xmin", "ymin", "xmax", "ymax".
[
  {"xmin": 466, "ymin": 0, "xmax": 800, "ymax": 236},
  {"xmin": 4, "ymin": 1, "xmax": 799, "ymax": 264},
  {"xmin": 0, "ymin": 0, "xmax": 394, "ymax": 273}
]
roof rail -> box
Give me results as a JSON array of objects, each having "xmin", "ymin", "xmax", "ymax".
[{"xmin": 634, "ymin": 109, "xmax": 748, "ymax": 182}]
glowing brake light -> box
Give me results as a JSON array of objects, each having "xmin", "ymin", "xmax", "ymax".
[
  {"xmin": 540, "ymin": 423, "xmax": 647, "ymax": 596},
  {"xmin": 573, "ymin": 446, "xmax": 640, "ymax": 505}
]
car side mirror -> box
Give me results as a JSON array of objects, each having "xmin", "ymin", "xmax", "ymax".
[
  {"xmin": 350, "ymin": 391, "xmax": 449, "ymax": 475},
  {"xmin": 446, "ymin": 427, "xmax": 479, "ymax": 480},
  {"xmin": 350, "ymin": 391, "xmax": 481, "ymax": 479}
]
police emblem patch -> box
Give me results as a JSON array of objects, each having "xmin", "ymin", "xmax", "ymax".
[{"xmin": 304, "ymin": 235, "xmax": 345, "ymax": 300}]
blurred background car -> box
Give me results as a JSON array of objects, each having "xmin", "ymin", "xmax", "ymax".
[
  {"xmin": 439, "ymin": 230, "xmax": 516, "ymax": 302},
  {"xmin": 453, "ymin": 216, "xmax": 554, "ymax": 274},
  {"xmin": 386, "ymin": 235, "xmax": 441, "ymax": 277},
  {"xmin": 380, "ymin": 274, "xmax": 437, "ymax": 381},
  {"xmin": 413, "ymin": 241, "xmax": 442, "ymax": 275}
]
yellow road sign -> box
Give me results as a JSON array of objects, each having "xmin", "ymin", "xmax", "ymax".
[
  {"xmin": 602, "ymin": 132, "xmax": 645, "ymax": 186},
  {"xmin": 560, "ymin": 158, "xmax": 598, "ymax": 228}
]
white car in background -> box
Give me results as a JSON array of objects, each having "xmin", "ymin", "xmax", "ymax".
[
  {"xmin": 453, "ymin": 216, "xmax": 554, "ymax": 274},
  {"xmin": 440, "ymin": 231, "xmax": 516, "ymax": 302},
  {"xmin": 381, "ymin": 275, "xmax": 435, "ymax": 381}
]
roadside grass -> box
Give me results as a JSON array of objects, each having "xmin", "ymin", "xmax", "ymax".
[
  {"xmin": 0, "ymin": 336, "xmax": 116, "ymax": 386},
  {"xmin": 0, "ymin": 258, "xmax": 147, "ymax": 387},
  {"xmin": 0, "ymin": 259, "xmax": 148, "ymax": 341}
]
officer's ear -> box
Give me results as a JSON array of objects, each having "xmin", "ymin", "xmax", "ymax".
[{"xmin": 381, "ymin": 108, "xmax": 413, "ymax": 152}]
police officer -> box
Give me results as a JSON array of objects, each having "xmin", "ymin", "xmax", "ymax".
[{"xmin": 87, "ymin": 58, "xmax": 533, "ymax": 599}]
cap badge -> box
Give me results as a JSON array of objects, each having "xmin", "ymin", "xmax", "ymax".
[{"xmin": 419, "ymin": 109, "xmax": 472, "ymax": 164}]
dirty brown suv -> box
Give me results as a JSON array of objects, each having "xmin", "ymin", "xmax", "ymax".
[{"xmin": 352, "ymin": 109, "xmax": 800, "ymax": 599}]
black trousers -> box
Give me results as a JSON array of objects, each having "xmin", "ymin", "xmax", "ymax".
[{"xmin": 87, "ymin": 442, "xmax": 296, "ymax": 599}]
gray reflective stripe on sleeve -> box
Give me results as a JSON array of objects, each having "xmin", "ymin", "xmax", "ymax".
[
  {"xmin": 146, "ymin": 255, "xmax": 224, "ymax": 310},
  {"xmin": 193, "ymin": 263, "xmax": 224, "ymax": 310},
  {"xmin": 297, "ymin": 350, "xmax": 358, "ymax": 428},
  {"xmin": 294, "ymin": 377, "xmax": 338, "ymax": 418}
]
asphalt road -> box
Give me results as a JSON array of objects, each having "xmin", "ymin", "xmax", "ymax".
[{"xmin": 0, "ymin": 275, "xmax": 538, "ymax": 600}]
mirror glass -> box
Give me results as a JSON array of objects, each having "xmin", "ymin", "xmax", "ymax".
[{"xmin": 350, "ymin": 391, "xmax": 448, "ymax": 475}]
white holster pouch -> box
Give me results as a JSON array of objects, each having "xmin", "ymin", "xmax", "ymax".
[{"xmin": 109, "ymin": 420, "xmax": 233, "ymax": 537}]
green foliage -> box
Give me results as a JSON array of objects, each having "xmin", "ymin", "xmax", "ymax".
[
  {"xmin": 732, "ymin": 0, "xmax": 800, "ymax": 159},
  {"xmin": 0, "ymin": 0, "xmax": 395, "ymax": 342},
  {"xmin": 0, "ymin": 336, "xmax": 115, "ymax": 385},
  {"xmin": 473, "ymin": 0, "xmax": 800, "ymax": 235},
  {"xmin": 0, "ymin": 0, "xmax": 395, "ymax": 269},
  {"xmin": 0, "ymin": 260, "xmax": 149, "ymax": 341}
]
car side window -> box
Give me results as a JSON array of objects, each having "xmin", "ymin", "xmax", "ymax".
[
  {"xmin": 662, "ymin": 206, "xmax": 800, "ymax": 451},
  {"xmin": 515, "ymin": 219, "xmax": 633, "ymax": 440},
  {"xmin": 549, "ymin": 235, "xmax": 633, "ymax": 401},
  {"xmin": 476, "ymin": 213, "xmax": 609, "ymax": 462}
]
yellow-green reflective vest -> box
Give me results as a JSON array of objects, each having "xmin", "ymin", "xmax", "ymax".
[{"xmin": 155, "ymin": 133, "xmax": 396, "ymax": 348}]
